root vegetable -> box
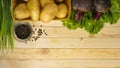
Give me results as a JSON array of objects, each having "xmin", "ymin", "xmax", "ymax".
[
  {"xmin": 27, "ymin": 0, "xmax": 40, "ymax": 21},
  {"xmin": 72, "ymin": 0, "xmax": 93, "ymax": 21},
  {"xmin": 40, "ymin": 3, "xmax": 58, "ymax": 23},
  {"xmin": 40, "ymin": 0, "xmax": 54, "ymax": 8},
  {"xmin": 55, "ymin": 0, "xmax": 63, "ymax": 3},
  {"xmin": 56, "ymin": 3, "xmax": 68, "ymax": 19},
  {"xmin": 94, "ymin": 0, "xmax": 111, "ymax": 12},
  {"xmin": 94, "ymin": 0, "xmax": 111, "ymax": 20},
  {"xmin": 14, "ymin": 3, "xmax": 30, "ymax": 19}
]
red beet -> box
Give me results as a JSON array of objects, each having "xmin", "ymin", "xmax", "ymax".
[
  {"xmin": 72, "ymin": 0, "xmax": 93, "ymax": 21},
  {"xmin": 94, "ymin": 0, "xmax": 111, "ymax": 20}
]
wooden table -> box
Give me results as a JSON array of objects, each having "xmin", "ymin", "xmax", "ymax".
[{"xmin": 0, "ymin": 19, "xmax": 120, "ymax": 68}]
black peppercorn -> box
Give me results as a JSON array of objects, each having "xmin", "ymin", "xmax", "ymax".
[{"xmin": 15, "ymin": 23, "xmax": 32, "ymax": 40}]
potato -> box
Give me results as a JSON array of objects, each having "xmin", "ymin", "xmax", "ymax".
[
  {"xmin": 56, "ymin": 3, "xmax": 68, "ymax": 19},
  {"xmin": 40, "ymin": 0, "xmax": 54, "ymax": 8},
  {"xmin": 14, "ymin": 3, "xmax": 30, "ymax": 19},
  {"xmin": 55, "ymin": 0, "xmax": 63, "ymax": 2},
  {"xmin": 27, "ymin": 0, "xmax": 40, "ymax": 21},
  {"xmin": 40, "ymin": 3, "xmax": 58, "ymax": 23}
]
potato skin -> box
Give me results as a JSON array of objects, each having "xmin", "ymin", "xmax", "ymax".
[
  {"xmin": 40, "ymin": 3, "xmax": 58, "ymax": 23},
  {"xmin": 40, "ymin": 0, "xmax": 54, "ymax": 8},
  {"xmin": 55, "ymin": 0, "xmax": 63, "ymax": 2},
  {"xmin": 14, "ymin": 3, "xmax": 30, "ymax": 19},
  {"xmin": 56, "ymin": 3, "xmax": 68, "ymax": 19},
  {"xmin": 27, "ymin": 0, "xmax": 40, "ymax": 21}
]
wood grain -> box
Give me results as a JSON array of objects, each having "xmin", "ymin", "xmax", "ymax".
[
  {"xmin": 14, "ymin": 38, "xmax": 120, "ymax": 48},
  {"xmin": 0, "ymin": 59, "xmax": 120, "ymax": 68},
  {"xmin": 38, "ymin": 26, "xmax": 120, "ymax": 38},
  {"xmin": 3, "ymin": 1, "xmax": 120, "ymax": 67},
  {"xmin": 1, "ymin": 49, "xmax": 120, "ymax": 60},
  {"xmin": 14, "ymin": 21, "xmax": 120, "ymax": 48}
]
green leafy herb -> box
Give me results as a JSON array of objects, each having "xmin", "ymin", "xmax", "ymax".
[
  {"xmin": 108, "ymin": 0, "xmax": 120, "ymax": 24},
  {"xmin": 0, "ymin": 0, "xmax": 14, "ymax": 53},
  {"xmin": 63, "ymin": 0, "xmax": 120, "ymax": 34}
]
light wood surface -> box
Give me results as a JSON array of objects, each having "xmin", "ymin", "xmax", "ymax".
[
  {"xmin": 0, "ymin": 0, "xmax": 120, "ymax": 67},
  {"xmin": 1, "ymin": 10, "xmax": 120, "ymax": 68},
  {"xmin": 1, "ymin": 48, "xmax": 120, "ymax": 60},
  {"xmin": 0, "ymin": 59, "xmax": 120, "ymax": 68},
  {"xmin": 14, "ymin": 19, "xmax": 120, "ymax": 48}
]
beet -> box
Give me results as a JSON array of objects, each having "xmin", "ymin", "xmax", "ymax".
[
  {"xmin": 72, "ymin": 0, "xmax": 93, "ymax": 12},
  {"xmin": 72, "ymin": 0, "xmax": 93, "ymax": 21},
  {"xmin": 94, "ymin": 12, "xmax": 103, "ymax": 20},
  {"xmin": 94, "ymin": 0, "xmax": 111, "ymax": 12},
  {"xmin": 75, "ymin": 11, "xmax": 84, "ymax": 21},
  {"xmin": 94, "ymin": 0, "xmax": 111, "ymax": 20}
]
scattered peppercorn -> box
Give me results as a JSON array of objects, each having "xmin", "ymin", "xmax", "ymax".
[
  {"xmin": 40, "ymin": 25, "xmax": 42, "ymax": 27},
  {"xmin": 23, "ymin": 25, "xmax": 48, "ymax": 42}
]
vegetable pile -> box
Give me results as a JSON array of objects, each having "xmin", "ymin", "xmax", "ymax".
[
  {"xmin": 13, "ymin": 0, "xmax": 69, "ymax": 23},
  {"xmin": 63, "ymin": 0, "xmax": 120, "ymax": 34},
  {"xmin": 0, "ymin": 0, "xmax": 14, "ymax": 53}
]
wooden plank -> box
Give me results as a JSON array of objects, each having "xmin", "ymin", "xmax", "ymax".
[
  {"xmin": 0, "ymin": 59, "xmax": 120, "ymax": 68},
  {"xmin": 36, "ymin": 26, "xmax": 120, "ymax": 38},
  {"xmin": 1, "ymin": 49, "xmax": 120, "ymax": 60},
  {"xmin": 14, "ymin": 18, "xmax": 120, "ymax": 49},
  {"xmin": 14, "ymin": 38, "xmax": 120, "ymax": 48}
]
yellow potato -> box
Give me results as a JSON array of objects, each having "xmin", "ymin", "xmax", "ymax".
[
  {"xmin": 14, "ymin": 3, "xmax": 30, "ymax": 20},
  {"xmin": 40, "ymin": 0, "xmax": 54, "ymax": 8},
  {"xmin": 40, "ymin": 3, "xmax": 58, "ymax": 23},
  {"xmin": 55, "ymin": 0, "xmax": 63, "ymax": 2},
  {"xmin": 27, "ymin": 0, "xmax": 40, "ymax": 21},
  {"xmin": 56, "ymin": 3, "xmax": 68, "ymax": 19}
]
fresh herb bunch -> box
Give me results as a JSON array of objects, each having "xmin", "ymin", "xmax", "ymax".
[
  {"xmin": 63, "ymin": 0, "xmax": 120, "ymax": 34},
  {"xmin": 0, "ymin": 0, "xmax": 14, "ymax": 53}
]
